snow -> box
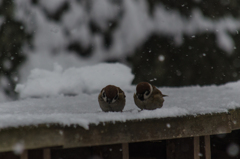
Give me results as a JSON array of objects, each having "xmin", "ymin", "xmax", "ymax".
[
  {"xmin": 0, "ymin": 77, "xmax": 11, "ymax": 103},
  {"xmin": 0, "ymin": 88, "xmax": 8, "ymax": 103},
  {"xmin": 153, "ymin": 8, "xmax": 239, "ymax": 52},
  {"xmin": 12, "ymin": 142, "xmax": 25, "ymax": 155},
  {"xmin": 39, "ymin": 0, "xmax": 66, "ymax": 14},
  {"xmin": 89, "ymin": 0, "xmax": 120, "ymax": 30},
  {"xmin": 0, "ymin": 63, "xmax": 238, "ymax": 129},
  {"xmin": 12, "ymin": 0, "xmax": 240, "ymax": 82},
  {"xmin": 227, "ymin": 143, "xmax": 239, "ymax": 157},
  {"xmin": 15, "ymin": 63, "xmax": 133, "ymax": 98}
]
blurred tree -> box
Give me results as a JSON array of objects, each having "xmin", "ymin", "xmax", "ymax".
[
  {"xmin": 0, "ymin": 0, "xmax": 31, "ymax": 99},
  {"xmin": 2, "ymin": 0, "xmax": 240, "ymax": 99},
  {"xmin": 129, "ymin": 0, "xmax": 240, "ymax": 87},
  {"xmin": 129, "ymin": 34, "xmax": 240, "ymax": 86}
]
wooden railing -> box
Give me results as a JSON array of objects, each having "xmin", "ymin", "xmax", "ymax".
[{"xmin": 1, "ymin": 109, "xmax": 240, "ymax": 159}]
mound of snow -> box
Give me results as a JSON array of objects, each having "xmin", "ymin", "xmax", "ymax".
[{"xmin": 15, "ymin": 63, "xmax": 134, "ymax": 98}]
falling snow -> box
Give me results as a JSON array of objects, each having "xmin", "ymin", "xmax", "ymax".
[
  {"xmin": 166, "ymin": 123, "xmax": 171, "ymax": 128},
  {"xmin": 158, "ymin": 55, "xmax": 165, "ymax": 62},
  {"xmin": 227, "ymin": 143, "xmax": 239, "ymax": 157},
  {"xmin": 12, "ymin": 142, "xmax": 25, "ymax": 155}
]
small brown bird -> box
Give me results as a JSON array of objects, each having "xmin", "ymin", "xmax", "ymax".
[
  {"xmin": 133, "ymin": 82, "xmax": 167, "ymax": 110},
  {"xmin": 98, "ymin": 85, "xmax": 126, "ymax": 112}
]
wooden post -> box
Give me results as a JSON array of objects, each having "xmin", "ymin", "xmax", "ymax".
[
  {"xmin": 20, "ymin": 150, "xmax": 28, "ymax": 159},
  {"xmin": 204, "ymin": 135, "xmax": 211, "ymax": 159},
  {"xmin": 43, "ymin": 149, "xmax": 51, "ymax": 159},
  {"xmin": 194, "ymin": 137, "xmax": 200, "ymax": 159},
  {"xmin": 122, "ymin": 143, "xmax": 129, "ymax": 159}
]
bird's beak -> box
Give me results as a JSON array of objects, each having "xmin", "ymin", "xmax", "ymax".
[
  {"xmin": 107, "ymin": 98, "xmax": 112, "ymax": 104},
  {"xmin": 137, "ymin": 94, "xmax": 144, "ymax": 101}
]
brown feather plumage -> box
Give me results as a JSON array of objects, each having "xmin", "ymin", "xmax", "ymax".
[
  {"xmin": 134, "ymin": 82, "xmax": 167, "ymax": 110},
  {"xmin": 98, "ymin": 85, "xmax": 126, "ymax": 112}
]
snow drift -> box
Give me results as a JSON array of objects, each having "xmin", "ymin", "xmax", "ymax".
[{"xmin": 15, "ymin": 63, "xmax": 134, "ymax": 98}]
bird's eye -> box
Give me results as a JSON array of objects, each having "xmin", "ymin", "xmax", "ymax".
[{"xmin": 102, "ymin": 92, "xmax": 106, "ymax": 98}]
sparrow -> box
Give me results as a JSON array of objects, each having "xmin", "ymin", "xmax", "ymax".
[
  {"xmin": 98, "ymin": 85, "xmax": 126, "ymax": 112},
  {"xmin": 133, "ymin": 82, "xmax": 167, "ymax": 110}
]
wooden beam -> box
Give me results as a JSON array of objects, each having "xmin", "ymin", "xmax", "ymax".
[
  {"xmin": 20, "ymin": 150, "xmax": 28, "ymax": 159},
  {"xmin": 43, "ymin": 149, "xmax": 51, "ymax": 159},
  {"xmin": 204, "ymin": 135, "xmax": 211, "ymax": 159},
  {"xmin": 63, "ymin": 112, "xmax": 232, "ymax": 148},
  {"xmin": 229, "ymin": 109, "xmax": 240, "ymax": 130},
  {"xmin": 0, "ymin": 126, "xmax": 64, "ymax": 152},
  {"xmin": 0, "ymin": 110, "xmax": 237, "ymax": 152},
  {"xmin": 122, "ymin": 143, "xmax": 129, "ymax": 159},
  {"xmin": 194, "ymin": 137, "xmax": 200, "ymax": 159}
]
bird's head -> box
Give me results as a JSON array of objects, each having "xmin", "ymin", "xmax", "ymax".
[
  {"xmin": 102, "ymin": 85, "xmax": 119, "ymax": 104},
  {"xmin": 136, "ymin": 82, "xmax": 153, "ymax": 101}
]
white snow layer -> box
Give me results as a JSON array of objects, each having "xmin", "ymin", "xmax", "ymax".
[
  {"xmin": 15, "ymin": 63, "xmax": 134, "ymax": 98},
  {"xmin": 0, "ymin": 63, "xmax": 238, "ymax": 129}
]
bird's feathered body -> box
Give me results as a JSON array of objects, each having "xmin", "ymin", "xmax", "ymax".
[
  {"xmin": 98, "ymin": 85, "xmax": 126, "ymax": 112},
  {"xmin": 134, "ymin": 82, "xmax": 166, "ymax": 110}
]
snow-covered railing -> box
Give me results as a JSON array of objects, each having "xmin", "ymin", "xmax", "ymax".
[
  {"xmin": 0, "ymin": 109, "xmax": 240, "ymax": 159},
  {"xmin": 1, "ymin": 63, "xmax": 240, "ymax": 158}
]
